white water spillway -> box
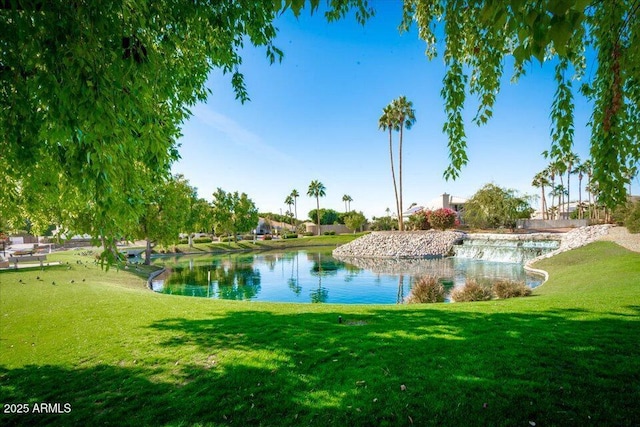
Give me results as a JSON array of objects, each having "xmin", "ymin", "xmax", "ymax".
[{"xmin": 454, "ymin": 233, "xmax": 562, "ymax": 264}]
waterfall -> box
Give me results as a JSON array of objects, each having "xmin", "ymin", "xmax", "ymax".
[{"xmin": 454, "ymin": 234, "xmax": 561, "ymax": 263}]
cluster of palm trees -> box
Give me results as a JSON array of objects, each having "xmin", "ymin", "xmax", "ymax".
[
  {"xmin": 284, "ymin": 189, "xmax": 299, "ymax": 227},
  {"xmin": 379, "ymin": 96, "xmax": 416, "ymax": 231},
  {"xmin": 532, "ymin": 152, "xmax": 638, "ymax": 220},
  {"xmin": 342, "ymin": 194, "xmax": 353, "ymax": 212},
  {"xmin": 283, "ymin": 184, "xmax": 356, "ymax": 236},
  {"xmin": 283, "ymin": 182, "xmax": 327, "ymax": 235}
]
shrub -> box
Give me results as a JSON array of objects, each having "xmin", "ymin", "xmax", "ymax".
[
  {"xmin": 624, "ymin": 201, "xmax": 640, "ymax": 234},
  {"xmin": 323, "ymin": 230, "xmax": 336, "ymax": 235},
  {"xmin": 405, "ymin": 277, "xmax": 445, "ymax": 304},
  {"xmin": 283, "ymin": 233, "xmax": 298, "ymax": 239},
  {"xmin": 262, "ymin": 235, "xmax": 273, "ymax": 240},
  {"xmin": 220, "ymin": 236, "xmax": 233, "ymax": 242},
  {"xmin": 407, "ymin": 210, "xmax": 431, "ymax": 230},
  {"xmin": 303, "ymin": 231, "xmax": 314, "ymax": 237},
  {"xmin": 193, "ymin": 237, "xmax": 213, "ymax": 244},
  {"xmin": 429, "ymin": 208, "xmax": 457, "ymax": 230},
  {"xmin": 492, "ymin": 279, "xmax": 531, "ymax": 299},
  {"xmin": 450, "ymin": 279, "xmax": 493, "ymax": 302}
]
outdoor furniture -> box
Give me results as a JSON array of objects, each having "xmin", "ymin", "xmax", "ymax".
[{"xmin": 8, "ymin": 254, "xmax": 47, "ymax": 268}]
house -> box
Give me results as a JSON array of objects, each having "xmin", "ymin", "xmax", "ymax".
[
  {"xmin": 402, "ymin": 193, "xmax": 467, "ymax": 218},
  {"xmin": 256, "ymin": 217, "xmax": 296, "ymax": 235}
]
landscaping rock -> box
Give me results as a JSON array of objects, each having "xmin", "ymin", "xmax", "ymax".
[{"xmin": 332, "ymin": 230, "xmax": 465, "ymax": 259}]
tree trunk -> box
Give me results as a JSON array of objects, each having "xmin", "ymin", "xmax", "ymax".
[
  {"xmin": 388, "ymin": 128, "xmax": 401, "ymax": 231},
  {"xmin": 316, "ymin": 196, "xmax": 321, "ymax": 236},
  {"xmin": 566, "ymin": 168, "xmax": 571, "ymax": 220},
  {"xmin": 540, "ymin": 184, "xmax": 549, "ymax": 220},
  {"xmin": 398, "ymin": 126, "xmax": 404, "ymax": 231},
  {"xmin": 549, "ymin": 175, "xmax": 556, "ymax": 217},
  {"xmin": 145, "ymin": 239, "xmax": 153, "ymax": 266},
  {"xmin": 578, "ymin": 176, "xmax": 583, "ymax": 219},
  {"xmin": 559, "ymin": 175, "xmax": 564, "ymax": 219}
]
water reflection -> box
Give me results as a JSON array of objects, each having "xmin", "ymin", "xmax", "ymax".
[
  {"xmin": 151, "ymin": 249, "xmax": 543, "ymax": 304},
  {"xmin": 160, "ymin": 255, "xmax": 261, "ymax": 301}
]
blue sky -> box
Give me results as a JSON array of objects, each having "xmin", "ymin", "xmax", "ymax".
[{"xmin": 173, "ymin": 3, "xmax": 636, "ymax": 221}]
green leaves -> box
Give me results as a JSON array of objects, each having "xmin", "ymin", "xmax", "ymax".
[
  {"xmin": 405, "ymin": 0, "xmax": 634, "ymax": 207},
  {"xmin": 211, "ymin": 188, "xmax": 259, "ymax": 239}
]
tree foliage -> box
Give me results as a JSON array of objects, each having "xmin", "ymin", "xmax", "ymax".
[
  {"xmin": 343, "ymin": 211, "xmax": 367, "ymax": 232},
  {"xmin": 407, "ymin": 210, "xmax": 431, "ymax": 230},
  {"xmin": 464, "ymin": 183, "xmax": 534, "ymax": 229},
  {"xmin": 3, "ymin": 0, "xmax": 638, "ymax": 259},
  {"xmin": 307, "ymin": 208, "xmax": 342, "ymax": 225},
  {"xmin": 0, "ymin": 0, "xmax": 371, "ymax": 258},
  {"xmin": 136, "ymin": 174, "xmax": 196, "ymax": 264},
  {"xmin": 401, "ymin": 0, "xmax": 639, "ymax": 207},
  {"xmin": 211, "ymin": 188, "xmax": 259, "ymax": 241},
  {"xmin": 369, "ymin": 215, "xmax": 398, "ymax": 231},
  {"xmin": 307, "ymin": 180, "xmax": 326, "ymax": 235},
  {"xmin": 379, "ymin": 95, "xmax": 416, "ymax": 231}
]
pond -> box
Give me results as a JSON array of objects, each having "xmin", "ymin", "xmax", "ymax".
[{"xmin": 150, "ymin": 249, "xmax": 544, "ymax": 304}]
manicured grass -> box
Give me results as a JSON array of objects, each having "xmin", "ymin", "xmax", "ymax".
[
  {"xmin": 157, "ymin": 233, "xmax": 365, "ymax": 254},
  {"xmin": 1, "ymin": 242, "xmax": 639, "ymax": 426}
]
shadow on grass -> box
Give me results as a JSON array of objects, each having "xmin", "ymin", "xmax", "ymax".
[{"xmin": 2, "ymin": 307, "xmax": 639, "ymax": 426}]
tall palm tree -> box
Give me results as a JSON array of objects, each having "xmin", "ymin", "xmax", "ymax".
[
  {"xmin": 378, "ymin": 104, "xmax": 401, "ymax": 231},
  {"xmin": 284, "ymin": 195, "xmax": 294, "ymax": 227},
  {"xmin": 549, "ymin": 184, "xmax": 567, "ymax": 219},
  {"xmin": 290, "ymin": 189, "xmax": 300, "ymax": 223},
  {"xmin": 532, "ymin": 171, "xmax": 550, "ymax": 219},
  {"xmin": 379, "ymin": 96, "xmax": 416, "ymax": 231},
  {"xmin": 583, "ymin": 160, "xmax": 594, "ymax": 218},
  {"xmin": 391, "ymin": 96, "xmax": 416, "ymax": 231},
  {"xmin": 342, "ymin": 194, "xmax": 353, "ymax": 212},
  {"xmin": 307, "ymin": 180, "xmax": 326, "ymax": 236},
  {"xmin": 574, "ymin": 160, "xmax": 590, "ymax": 219},
  {"xmin": 562, "ymin": 152, "xmax": 579, "ymax": 219},
  {"xmin": 548, "ymin": 161, "xmax": 562, "ymax": 215}
]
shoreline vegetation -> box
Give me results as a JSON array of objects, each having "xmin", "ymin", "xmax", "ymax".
[{"xmin": 146, "ymin": 233, "xmax": 365, "ymax": 257}]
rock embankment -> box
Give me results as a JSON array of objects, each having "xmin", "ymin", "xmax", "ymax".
[
  {"xmin": 524, "ymin": 224, "xmax": 613, "ymax": 281},
  {"xmin": 332, "ymin": 230, "xmax": 465, "ymax": 259}
]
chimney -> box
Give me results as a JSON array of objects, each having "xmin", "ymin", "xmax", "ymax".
[{"xmin": 442, "ymin": 193, "xmax": 450, "ymax": 209}]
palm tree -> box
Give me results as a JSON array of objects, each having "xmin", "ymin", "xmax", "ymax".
[
  {"xmin": 548, "ymin": 162, "xmax": 562, "ymax": 215},
  {"xmin": 391, "ymin": 96, "xmax": 416, "ymax": 231},
  {"xmin": 549, "ymin": 184, "xmax": 567, "ymax": 219},
  {"xmin": 284, "ymin": 195, "xmax": 294, "ymax": 227},
  {"xmin": 532, "ymin": 171, "xmax": 550, "ymax": 219},
  {"xmin": 290, "ymin": 189, "xmax": 299, "ymax": 222},
  {"xmin": 379, "ymin": 96, "xmax": 416, "ymax": 231},
  {"xmin": 378, "ymin": 104, "xmax": 401, "ymax": 231},
  {"xmin": 342, "ymin": 194, "xmax": 353, "ymax": 212},
  {"xmin": 574, "ymin": 160, "xmax": 590, "ymax": 219},
  {"xmin": 307, "ymin": 180, "xmax": 326, "ymax": 236},
  {"xmin": 562, "ymin": 152, "xmax": 579, "ymax": 219}
]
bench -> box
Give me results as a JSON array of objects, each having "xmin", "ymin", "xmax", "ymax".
[
  {"xmin": 8, "ymin": 254, "xmax": 47, "ymax": 268},
  {"xmin": 13, "ymin": 249, "xmax": 35, "ymax": 256}
]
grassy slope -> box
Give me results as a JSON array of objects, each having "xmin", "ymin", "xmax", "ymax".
[
  {"xmin": 157, "ymin": 233, "xmax": 363, "ymax": 255},
  {"xmin": 0, "ymin": 242, "xmax": 639, "ymax": 426}
]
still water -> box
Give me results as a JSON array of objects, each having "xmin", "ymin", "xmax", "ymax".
[{"xmin": 150, "ymin": 249, "xmax": 543, "ymax": 304}]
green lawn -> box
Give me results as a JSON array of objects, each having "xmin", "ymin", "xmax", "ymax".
[{"xmin": 1, "ymin": 242, "xmax": 639, "ymax": 426}]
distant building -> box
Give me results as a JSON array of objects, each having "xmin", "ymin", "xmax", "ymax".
[
  {"xmin": 402, "ymin": 193, "xmax": 467, "ymax": 218},
  {"xmin": 256, "ymin": 217, "xmax": 295, "ymax": 235}
]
